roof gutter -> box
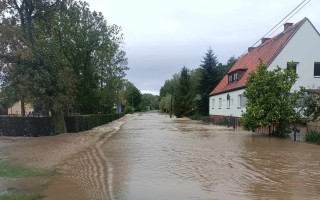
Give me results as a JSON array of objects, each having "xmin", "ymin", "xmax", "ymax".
[{"xmin": 209, "ymin": 86, "xmax": 247, "ymax": 97}]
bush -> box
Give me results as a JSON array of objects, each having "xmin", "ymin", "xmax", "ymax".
[
  {"xmin": 65, "ymin": 113, "xmax": 124, "ymax": 133},
  {"xmin": 305, "ymin": 130, "xmax": 320, "ymax": 144},
  {"xmin": 0, "ymin": 116, "xmax": 53, "ymax": 136},
  {"xmin": 124, "ymin": 106, "xmax": 133, "ymax": 114}
]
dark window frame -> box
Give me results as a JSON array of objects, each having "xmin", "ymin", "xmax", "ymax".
[{"xmin": 314, "ymin": 62, "xmax": 320, "ymax": 77}]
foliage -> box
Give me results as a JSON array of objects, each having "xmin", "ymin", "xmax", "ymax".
[
  {"xmin": 0, "ymin": 0, "xmax": 128, "ymax": 133},
  {"xmin": 197, "ymin": 48, "xmax": 219, "ymax": 115},
  {"xmin": 124, "ymin": 82, "xmax": 142, "ymax": 108},
  {"xmin": 304, "ymin": 90, "xmax": 320, "ymax": 121},
  {"xmin": 139, "ymin": 93, "xmax": 159, "ymax": 111},
  {"xmin": 305, "ymin": 129, "xmax": 320, "ymax": 144},
  {"xmin": 65, "ymin": 113, "xmax": 124, "ymax": 133},
  {"xmin": 159, "ymin": 94, "xmax": 172, "ymax": 113},
  {"xmin": 124, "ymin": 105, "xmax": 133, "ymax": 114},
  {"xmin": 0, "ymin": 116, "xmax": 53, "ymax": 136},
  {"xmin": 159, "ymin": 75, "xmax": 179, "ymax": 99},
  {"xmin": 197, "ymin": 48, "xmax": 232, "ymax": 115},
  {"xmin": 241, "ymin": 61, "xmax": 304, "ymax": 137},
  {"xmin": 174, "ymin": 67, "xmax": 192, "ymax": 118}
]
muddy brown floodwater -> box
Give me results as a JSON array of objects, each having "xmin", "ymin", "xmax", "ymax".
[{"xmin": 1, "ymin": 112, "xmax": 320, "ymax": 200}]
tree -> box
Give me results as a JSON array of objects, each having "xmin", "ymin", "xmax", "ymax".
[
  {"xmin": 241, "ymin": 61, "xmax": 304, "ymax": 137},
  {"xmin": 174, "ymin": 66, "xmax": 192, "ymax": 118},
  {"xmin": 159, "ymin": 94, "xmax": 172, "ymax": 113},
  {"xmin": 139, "ymin": 93, "xmax": 159, "ymax": 111},
  {"xmin": 125, "ymin": 82, "xmax": 142, "ymax": 110},
  {"xmin": 197, "ymin": 47, "xmax": 219, "ymax": 115},
  {"xmin": 304, "ymin": 89, "xmax": 320, "ymax": 121},
  {"xmin": 0, "ymin": 0, "xmax": 128, "ymax": 133}
]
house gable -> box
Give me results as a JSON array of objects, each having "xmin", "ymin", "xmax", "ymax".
[
  {"xmin": 268, "ymin": 18, "xmax": 320, "ymax": 90},
  {"xmin": 209, "ymin": 18, "xmax": 307, "ymax": 96}
]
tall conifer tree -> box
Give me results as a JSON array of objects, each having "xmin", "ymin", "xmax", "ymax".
[
  {"xmin": 197, "ymin": 47, "xmax": 219, "ymax": 115},
  {"xmin": 174, "ymin": 67, "xmax": 192, "ymax": 118}
]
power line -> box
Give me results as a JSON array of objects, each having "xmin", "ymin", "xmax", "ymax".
[
  {"xmin": 243, "ymin": 0, "xmax": 311, "ymax": 56},
  {"xmin": 266, "ymin": 0, "xmax": 311, "ymax": 38}
]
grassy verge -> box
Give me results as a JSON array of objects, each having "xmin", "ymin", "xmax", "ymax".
[
  {"xmin": 0, "ymin": 194, "xmax": 44, "ymax": 200},
  {"xmin": 0, "ymin": 159, "xmax": 54, "ymax": 178},
  {"xmin": 305, "ymin": 129, "xmax": 320, "ymax": 144}
]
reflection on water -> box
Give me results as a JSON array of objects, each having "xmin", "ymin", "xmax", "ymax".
[{"xmin": 47, "ymin": 113, "xmax": 320, "ymax": 200}]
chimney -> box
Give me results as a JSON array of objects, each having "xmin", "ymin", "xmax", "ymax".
[
  {"xmin": 261, "ymin": 37, "xmax": 270, "ymax": 44},
  {"xmin": 248, "ymin": 47, "xmax": 256, "ymax": 53},
  {"xmin": 284, "ymin": 22, "xmax": 293, "ymax": 31}
]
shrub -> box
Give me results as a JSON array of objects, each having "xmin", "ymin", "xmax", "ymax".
[
  {"xmin": 65, "ymin": 113, "xmax": 124, "ymax": 133},
  {"xmin": 124, "ymin": 106, "xmax": 133, "ymax": 114},
  {"xmin": 0, "ymin": 116, "xmax": 53, "ymax": 136},
  {"xmin": 305, "ymin": 129, "xmax": 320, "ymax": 144}
]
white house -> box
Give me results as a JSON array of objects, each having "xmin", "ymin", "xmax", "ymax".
[{"xmin": 209, "ymin": 18, "xmax": 320, "ymax": 121}]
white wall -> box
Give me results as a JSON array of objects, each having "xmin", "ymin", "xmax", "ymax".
[
  {"xmin": 209, "ymin": 19, "xmax": 320, "ymax": 117},
  {"xmin": 209, "ymin": 89, "xmax": 246, "ymax": 117},
  {"xmin": 268, "ymin": 19, "xmax": 320, "ymax": 90}
]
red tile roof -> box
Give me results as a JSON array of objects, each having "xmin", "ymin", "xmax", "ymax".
[{"xmin": 209, "ymin": 18, "xmax": 307, "ymax": 96}]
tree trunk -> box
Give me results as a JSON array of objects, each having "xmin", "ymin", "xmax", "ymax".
[
  {"xmin": 21, "ymin": 98, "xmax": 26, "ymax": 117},
  {"xmin": 51, "ymin": 109, "xmax": 67, "ymax": 135}
]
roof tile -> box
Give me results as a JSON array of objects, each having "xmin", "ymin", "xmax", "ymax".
[{"xmin": 209, "ymin": 18, "xmax": 306, "ymax": 96}]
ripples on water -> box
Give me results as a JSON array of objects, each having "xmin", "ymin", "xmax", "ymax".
[{"xmin": 48, "ymin": 113, "xmax": 320, "ymax": 200}]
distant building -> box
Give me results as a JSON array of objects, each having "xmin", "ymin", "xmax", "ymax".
[
  {"xmin": 209, "ymin": 18, "xmax": 320, "ymax": 121},
  {"xmin": 8, "ymin": 101, "xmax": 34, "ymax": 116}
]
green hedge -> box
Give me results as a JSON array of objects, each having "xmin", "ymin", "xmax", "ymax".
[
  {"xmin": 65, "ymin": 113, "xmax": 124, "ymax": 133},
  {"xmin": 0, "ymin": 116, "xmax": 53, "ymax": 136}
]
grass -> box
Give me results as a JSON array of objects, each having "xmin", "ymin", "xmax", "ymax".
[
  {"xmin": 0, "ymin": 194, "xmax": 44, "ymax": 200},
  {"xmin": 0, "ymin": 159, "xmax": 54, "ymax": 178},
  {"xmin": 305, "ymin": 129, "xmax": 320, "ymax": 144}
]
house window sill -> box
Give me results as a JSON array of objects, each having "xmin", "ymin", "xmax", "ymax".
[{"xmin": 237, "ymin": 107, "xmax": 242, "ymax": 109}]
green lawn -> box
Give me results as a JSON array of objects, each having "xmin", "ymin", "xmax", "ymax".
[
  {"xmin": 0, "ymin": 159, "xmax": 54, "ymax": 178},
  {"xmin": 0, "ymin": 194, "xmax": 44, "ymax": 200},
  {"xmin": 0, "ymin": 160, "xmax": 48, "ymax": 178}
]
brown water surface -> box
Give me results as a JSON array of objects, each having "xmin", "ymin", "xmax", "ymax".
[{"xmin": 2, "ymin": 113, "xmax": 320, "ymax": 200}]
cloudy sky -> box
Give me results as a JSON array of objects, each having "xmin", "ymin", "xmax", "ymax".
[{"xmin": 86, "ymin": 0, "xmax": 320, "ymax": 95}]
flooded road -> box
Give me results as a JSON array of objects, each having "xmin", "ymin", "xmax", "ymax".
[
  {"xmin": 2, "ymin": 112, "xmax": 320, "ymax": 199},
  {"xmin": 45, "ymin": 112, "xmax": 320, "ymax": 200}
]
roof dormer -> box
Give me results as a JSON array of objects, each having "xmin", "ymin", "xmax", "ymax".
[{"xmin": 227, "ymin": 68, "xmax": 247, "ymax": 84}]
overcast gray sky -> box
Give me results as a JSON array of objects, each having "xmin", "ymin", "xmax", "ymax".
[{"xmin": 86, "ymin": 0, "xmax": 320, "ymax": 95}]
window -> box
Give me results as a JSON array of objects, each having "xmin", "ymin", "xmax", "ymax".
[
  {"xmin": 238, "ymin": 94, "xmax": 247, "ymax": 108},
  {"xmin": 233, "ymin": 73, "xmax": 238, "ymax": 81},
  {"xmin": 287, "ymin": 62, "xmax": 298, "ymax": 73},
  {"xmin": 219, "ymin": 98, "xmax": 222, "ymax": 109},
  {"xmin": 227, "ymin": 94, "xmax": 230, "ymax": 109},
  {"xmin": 314, "ymin": 62, "xmax": 320, "ymax": 76},
  {"xmin": 228, "ymin": 72, "xmax": 240, "ymax": 83},
  {"xmin": 212, "ymin": 99, "xmax": 215, "ymax": 109},
  {"xmin": 228, "ymin": 75, "xmax": 233, "ymax": 83}
]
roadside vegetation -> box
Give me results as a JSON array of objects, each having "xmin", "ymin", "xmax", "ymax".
[
  {"xmin": 159, "ymin": 47, "xmax": 236, "ymax": 118},
  {"xmin": 0, "ymin": 159, "xmax": 55, "ymax": 178},
  {"xmin": 0, "ymin": 159, "xmax": 55, "ymax": 200},
  {"xmin": 306, "ymin": 130, "xmax": 320, "ymax": 144},
  {"xmin": 241, "ymin": 61, "xmax": 304, "ymax": 138},
  {"xmin": 0, "ymin": 0, "xmax": 129, "ymax": 134},
  {"xmin": 0, "ymin": 194, "xmax": 44, "ymax": 200}
]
